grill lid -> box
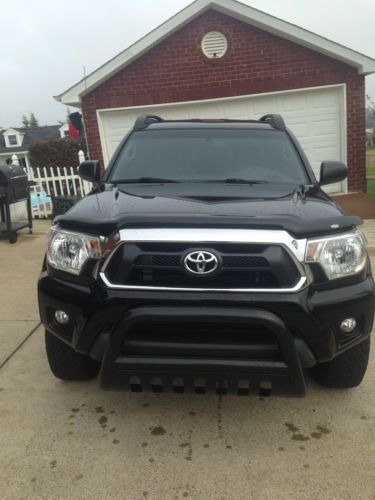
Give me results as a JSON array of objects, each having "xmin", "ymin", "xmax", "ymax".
[{"xmin": 0, "ymin": 163, "xmax": 27, "ymax": 187}]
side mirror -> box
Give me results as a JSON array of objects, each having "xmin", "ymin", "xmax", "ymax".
[
  {"xmin": 78, "ymin": 160, "xmax": 101, "ymax": 183},
  {"xmin": 319, "ymin": 161, "xmax": 347, "ymax": 186}
]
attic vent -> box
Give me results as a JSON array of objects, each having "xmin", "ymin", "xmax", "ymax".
[{"xmin": 201, "ymin": 31, "xmax": 228, "ymax": 59}]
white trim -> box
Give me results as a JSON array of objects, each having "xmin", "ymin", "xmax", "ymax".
[
  {"xmin": 116, "ymin": 227, "xmax": 307, "ymax": 262},
  {"xmin": 24, "ymin": 153, "xmax": 31, "ymax": 171},
  {"xmin": 55, "ymin": 0, "xmax": 375, "ymax": 106},
  {"xmin": 2, "ymin": 128, "xmax": 23, "ymax": 135},
  {"xmin": 96, "ymin": 82, "xmax": 345, "ymax": 114},
  {"xmin": 0, "ymin": 150, "xmax": 28, "ymax": 156},
  {"xmin": 341, "ymin": 84, "xmax": 348, "ymax": 194},
  {"xmin": 59, "ymin": 123, "xmax": 69, "ymax": 138},
  {"xmin": 100, "ymin": 272, "xmax": 307, "ymax": 294},
  {"xmin": 2, "ymin": 128, "xmax": 25, "ymax": 148},
  {"xmin": 96, "ymin": 108, "xmax": 110, "ymax": 169}
]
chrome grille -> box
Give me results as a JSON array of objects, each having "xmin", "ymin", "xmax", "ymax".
[{"xmin": 102, "ymin": 241, "xmax": 304, "ymax": 292}]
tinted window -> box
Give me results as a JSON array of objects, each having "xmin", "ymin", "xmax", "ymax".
[{"xmin": 110, "ymin": 129, "xmax": 308, "ymax": 184}]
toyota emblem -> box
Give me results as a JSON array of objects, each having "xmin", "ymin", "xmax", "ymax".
[{"xmin": 184, "ymin": 251, "xmax": 219, "ymax": 275}]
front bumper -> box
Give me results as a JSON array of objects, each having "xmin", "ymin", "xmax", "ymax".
[{"xmin": 38, "ymin": 272, "xmax": 375, "ymax": 396}]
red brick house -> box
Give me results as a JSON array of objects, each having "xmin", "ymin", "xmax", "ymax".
[{"xmin": 56, "ymin": 0, "xmax": 375, "ymax": 193}]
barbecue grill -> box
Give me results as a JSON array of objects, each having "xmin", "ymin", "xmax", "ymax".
[{"xmin": 0, "ymin": 163, "xmax": 32, "ymax": 243}]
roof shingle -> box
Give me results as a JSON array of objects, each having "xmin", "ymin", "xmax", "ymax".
[{"xmin": 0, "ymin": 125, "xmax": 61, "ymax": 154}]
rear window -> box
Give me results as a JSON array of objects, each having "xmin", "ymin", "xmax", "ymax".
[{"xmin": 109, "ymin": 128, "xmax": 308, "ymax": 184}]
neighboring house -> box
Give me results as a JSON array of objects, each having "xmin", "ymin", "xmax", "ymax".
[
  {"xmin": 0, "ymin": 125, "xmax": 67, "ymax": 169},
  {"xmin": 55, "ymin": 0, "xmax": 375, "ymax": 194}
]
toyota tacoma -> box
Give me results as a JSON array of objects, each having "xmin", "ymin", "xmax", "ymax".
[{"xmin": 38, "ymin": 114, "xmax": 375, "ymax": 396}]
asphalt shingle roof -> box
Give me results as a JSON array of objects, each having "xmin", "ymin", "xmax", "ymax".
[{"xmin": 0, "ymin": 125, "xmax": 61, "ymax": 154}]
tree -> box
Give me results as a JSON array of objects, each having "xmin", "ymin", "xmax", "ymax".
[
  {"xmin": 29, "ymin": 112, "xmax": 39, "ymax": 128},
  {"xmin": 21, "ymin": 112, "xmax": 39, "ymax": 128},
  {"xmin": 57, "ymin": 107, "xmax": 71, "ymax": 126},
  {"xmin": 22, "ymin": 115, "xmax": 30, "ymax": 128}
]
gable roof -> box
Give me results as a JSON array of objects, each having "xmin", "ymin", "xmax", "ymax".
[
  {"xmin": 3, "ymin": 128, "xmax": 25, "ymax": 134},
  {"xmin": 0, "ymin": 125, "xmax": 61, "ymax": 154},
  {"xmin": 55, "ymin": 0, "xmax": 375, "ymax": 107}
]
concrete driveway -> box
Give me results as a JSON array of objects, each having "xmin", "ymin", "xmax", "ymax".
[{"xmin": 1, "ymin": 220, "xmax": 374, "ymax": 500}]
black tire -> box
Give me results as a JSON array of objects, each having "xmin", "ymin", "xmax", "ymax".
[
  {"xmin": 311, "ymin": 338, "xmax": 370, "ymax": 388},
  {"xmin": 45, "ymin": 330, "xmax": 100, "ymax": 381}
]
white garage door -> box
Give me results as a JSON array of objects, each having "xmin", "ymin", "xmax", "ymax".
[{"xmin": 97, "ymin": 85, "xmax": 346, "ymax": 193}]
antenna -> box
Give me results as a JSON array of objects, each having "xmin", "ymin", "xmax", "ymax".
[{"xmin": 83, "ymin": 66, "xmax": 87, "ymax": 90}]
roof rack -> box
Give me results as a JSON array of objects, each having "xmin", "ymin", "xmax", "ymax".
[
  {"xmin": 259, "ymin": 114, "xmax": 286, "ymax": 131},
  {"xmin": 134, "ymin": 115, "xmax": 163, "ymax": 131},
  {"xmin": 133, "ymin": 114, "xmax": 287, "ymax": 131}
]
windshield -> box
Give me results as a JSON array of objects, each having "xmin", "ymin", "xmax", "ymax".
[{"xmin": 109, "ymin": 128, "xmax": 309, "ymax": 184}]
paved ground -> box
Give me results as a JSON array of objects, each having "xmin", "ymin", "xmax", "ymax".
[
  {"xmin": 333, "ymin": 193, "xmax": 375, "ymax": 219},
  {"xmin": 1, "ymin": 220, "xmax": 374, "ymax": 500}
]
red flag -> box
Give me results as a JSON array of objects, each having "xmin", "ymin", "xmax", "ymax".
[{"xmin": 68, "ymin": 121, "xmax": 80, "ymax": 138}]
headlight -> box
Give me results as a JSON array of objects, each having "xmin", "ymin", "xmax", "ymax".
[
  {"xmin": 305, "ymin": 231, "xmax": 367, "ymax": 280},
  {"xmin": 47, "ymin": 228, "xmax": 102, "ymax": 275}
]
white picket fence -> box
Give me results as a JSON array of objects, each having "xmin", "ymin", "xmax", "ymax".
[{"xmin": 11, "ymin": 151, "xmax": 92, "ymax": 218}]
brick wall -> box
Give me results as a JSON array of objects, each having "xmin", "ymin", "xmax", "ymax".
[{"xmin": 82, "ymin": 9, "xmax": 366, "ymax": 191}]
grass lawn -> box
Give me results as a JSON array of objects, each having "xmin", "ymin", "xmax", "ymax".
[
  {"xmin": 368, "ymin": 179, "xmax": 375, "ymax": 201},
  {"xmin": 366, "ymin": 148, "xmax": 375, "ymax": 201}
]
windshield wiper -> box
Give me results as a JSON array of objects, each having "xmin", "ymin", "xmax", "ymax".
[
  {"xmin": 277, "ymin": 183, "xmax": 318, "ymax": 200},
  {"xmin": 113, "ymin": 177, "xmax": 180, "ymax": 184},
  {"xmin": 205, "ymin": 178, "xmax": 270, "ymax": 184}
]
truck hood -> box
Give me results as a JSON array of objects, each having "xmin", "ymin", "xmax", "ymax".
[{"xmin": 56, "ymin": 183, "xmax": 362, "ymax": 238}]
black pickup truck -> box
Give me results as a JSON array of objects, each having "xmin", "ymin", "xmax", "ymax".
[{"xmin": 38, "ymin": 114, "xmax": 374, "ymax": 396}]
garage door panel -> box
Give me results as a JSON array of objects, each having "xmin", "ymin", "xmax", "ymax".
[
  {"xmin": 221, "ymin": 101, "xmax": 251, "ymax": 119},
  {"xmin": 311, "ymin": 144, "xmax": 340, "ymax": 158},
  {"xmin": 251, "ymin": 97, "xmax": 278, "ymax": 115},
  {"xmin": 164, "ymin": 105, "xmax": 193, "ymax": 119},
  {"xmin": 311, "ymin": 88, "xmax": 339, "ymax": 104},
  {"xmin": 283, "ymin": 120, "xmax": 309, "ymax": 139},
  {"xmin": 98, "ymin": 86, "xmax": 345, "ymax": 194},
  {"xmin": 279, "ymin": 94, "xmax": 309, "ymax": 113},
  {"xmin": 311, "ymin": 120, "xmax": 340, "ymax": 136}
]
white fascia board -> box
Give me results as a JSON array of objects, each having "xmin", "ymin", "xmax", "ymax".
[
  {"xmin": 0, "ymin": 151, "xmax": 28, "ymax": 156},
  {"xmin": 56, "ymin": 0, "xmax": 375, "ymax": 106},
  {"xmin": 3, "ymin": 128, "xmax": 24, "ymax": 136}
]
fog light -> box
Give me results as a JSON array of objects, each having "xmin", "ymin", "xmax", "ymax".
[
  {"xmin": 340, "ymin": 318, "xmax": 357, "ymax": 334},
  {"xmin": 55, "ymin": 310, "xmax": 70, "ymax": 325}
]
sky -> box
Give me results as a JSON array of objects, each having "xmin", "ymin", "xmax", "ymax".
[{"xmin": 0, "ymin": 0, "xmax": 374, "ymax": 128}]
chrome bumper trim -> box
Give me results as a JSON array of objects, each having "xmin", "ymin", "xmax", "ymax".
[
  {"xmin": 100, "ymin": 227, "xmax": 309, "ymax": 293},
  {"xmin": 100, "ymin": 272, "xmax": 308, "ymax": 293}
]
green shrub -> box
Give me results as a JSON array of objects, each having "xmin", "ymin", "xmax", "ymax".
[{"xmin": 29, "ymin": 137, "xmax": 87, "ymax": 170}]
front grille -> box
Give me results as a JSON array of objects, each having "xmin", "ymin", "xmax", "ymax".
[
  {"xmin": 104, "ymin": 242, "xmax": 302, "ymax": 290},
  {"xmin": 134, "ymin": 254, "xmax": 181, "ymax": 267},
  {"xmin": 134, "ymin": 254, "xmax": 269, "ymax": 269},
  {"xmin": 129, "ymin": 268, "xmax": 277, "ymax": 288}
]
